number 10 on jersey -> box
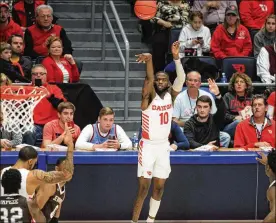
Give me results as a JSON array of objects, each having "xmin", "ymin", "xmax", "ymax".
[{"xmin": 159, "ymin": 112, "xmax": 169, "ymax": 125}]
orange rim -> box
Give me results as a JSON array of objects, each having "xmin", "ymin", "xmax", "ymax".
[{"xmin": 1, "ymin": 86, "xmax": 48, "ymax": 100}]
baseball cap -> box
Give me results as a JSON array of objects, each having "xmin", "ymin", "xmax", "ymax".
[
  {"xmin": 225, "ymin": 5, "xmax": 238, "ymax": 16},
  {"xmin": 0, "ymin": 3, "xmax": 9, "ymax": 9}
]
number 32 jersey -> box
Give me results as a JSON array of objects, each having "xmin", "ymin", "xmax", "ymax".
[
  {"xmin": 141, "ymin": 93, "xmax": 173, "ymax": 142},
  {"xmin": 0, "ymin": 194, "xmax": 31, "ymax": 223}
]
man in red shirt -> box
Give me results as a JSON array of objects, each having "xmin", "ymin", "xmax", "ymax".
[
  {"xmin": 0, "ymin": 3, "xmax": 23, "ymax": 42},
  {"xmin": 234, "ymin": 94, "xmax": 275, "ymax": 150},
  {"xmin": 31, "ymin": 64, "xmax": 66, "ymax": 146},
  {"xmin": 24, "ymin": 4, "xmax": 72, "ymax": 59},
  {"xmin": 42, "ymin": 102, "xmax": 81, "ymax": 148}
]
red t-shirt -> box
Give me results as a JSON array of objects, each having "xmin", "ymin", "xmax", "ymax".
[
  {"xmin": 43, "ymin": 119, "xmax": 81, "ymax": 143},
  {"xmin": 33, "ymin": 84, "xmax": 66, "ymax": 125},
  {"xmin": 267, "ymin": 92, "xmax": 275, "ymax": 120}
]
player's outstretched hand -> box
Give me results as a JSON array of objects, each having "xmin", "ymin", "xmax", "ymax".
[
  {"xmin": 208, "ymin": 78, "xmax": 220, "ymax": 96},
  {"xmin": 171, "ymin": 41, "xmax": 180, "ymax": 60},
  {"xmin": 63, "ymin": 130, "xmax": 74, "ymax": 146},
  {"xmin": 256, "ymin": 152, "xmax": 268, "ymax": 165},
  {"xmin": 135, "ymin": 53, "xmax": 152, "ymax": 64}
]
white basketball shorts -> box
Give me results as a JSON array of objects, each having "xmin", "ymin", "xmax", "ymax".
[{"xmin": 137, "ymin": 139, "xmax": 171, "ymax": 179}]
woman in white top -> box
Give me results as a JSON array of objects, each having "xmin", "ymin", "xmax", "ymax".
[{"xmin": 178, "ymin": 11, "xmax": 211, "ymax": 58}]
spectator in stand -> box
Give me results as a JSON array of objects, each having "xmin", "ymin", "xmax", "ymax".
[
  {"xmin": 184, "ymin": 79, "xmax": 226, "ymax": 149},
  {"xmin": 254, "ymin": 14, "xmax": 276, "ymax": 57},
  {"xmin": 211, "ymin": 5, "xmax": 252, "ymax": 60},
  {"xmin": 173, "ymin": 71, "xmax": 230, "ymax": 147},
  {"xmin": 12, "ymin": 0, "xmax": 47, "ymax": 32},
  {"xmin": 31, "ymin": 64, "xmax": 66, "ymax": 145},
  {"xmin": 223, "ymin": 72, "xmax": 253, "ymax": 139},
  {"xmin": 75, "ymin": 107, "xmax": 132, "ymax": 151},
  {"xmin": 239, "ymin": 0, "xmax": 274, "ymax": 40},
  {"xmin": 0, "ymin": 112, "xmax": 23, "ymax": 149},
  {"xmin": 173, "ymin": 71, "xmax": 217, "ymax": 126},
  {"xmin": 42, "ymin": 102, "xmax": 81, "ymax": 148},
  {"xmin": 24, "ymin": 4, "xmax": 73, "ymax": 60},
  {"xmin": 192, "ymin": 0, "xmax": 237, "ymax": 34},
  {"xmin": 178, "ymin": 11, "xmax": 211, "ymax": 58},
  {"xmin": 7, "ymin": 34, "xmax": 32, "ymax": 80},
  {"xmin": 0, "ymin": 2, "xmax": 23, "ymax": 42},
  {"xmin": 0, "ymin": 72, "xmax": 12, "ymax": 85},
  {"xmin": 257, "ymin": 42, "xmax": 276, "ymax": 84},
  {"xmin": 234, "ymin": 94, "xmax": 275, "ymax": 150},
  {"xmin": 267, "ymin": 91, "xmax": 275, "ymax": 121},
  {"xmin": 0, "ymin": 42, "xmax": 29, "ymax": 83},
  {"xmin": 42, "ymin": 36, "xmax": 79, "ymax": 83},
  {"xmin": 150, "ymin": 0, "xmax": 190, "ymax": 73}
]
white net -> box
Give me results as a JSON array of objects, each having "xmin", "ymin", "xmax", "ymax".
[{"xmin": 1, "ymin": 86, "xmax": 48, "ymax": 134}]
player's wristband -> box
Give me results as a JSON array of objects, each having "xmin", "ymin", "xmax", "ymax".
[
  {"xmin": 215, "ymin": 93, "xmax": 221, "ymax": 97},
  {"xmin": 50, "ymin": 217, "xmax": 59, "ymax": 223}
]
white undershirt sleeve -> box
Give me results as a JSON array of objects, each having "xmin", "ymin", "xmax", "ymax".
[
  {"xmin": 172, "ymin": 59, "xmax": 186, "ymax": 92},
  {"xmin": 75, "ymin": 124, "xmax": 94, "ymax": 150},
  {"xmin": 116, "ymin": 125, "xmax": 132, "ymax": 150}
]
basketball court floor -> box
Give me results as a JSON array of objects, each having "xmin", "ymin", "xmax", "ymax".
[{"xmin": 61, "ymin": 220, "xmax": 263, "ymax": 223}]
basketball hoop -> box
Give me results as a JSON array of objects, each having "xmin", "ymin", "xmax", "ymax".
[{"xmin": 1, "ymin": 86, "xmax": 48, "ymax": 134}]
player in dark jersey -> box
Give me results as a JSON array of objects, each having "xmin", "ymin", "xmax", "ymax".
[
  {"xmin": 257, "ymin": 149, "xmax": 276, "ymax": 222},
  {"xmin": 0, "ymin": 169, "xmax": 32, "ymax": 223},
  {"xmin": 35, "ymin": 157, "xmax": 69, "ymax": 223}
]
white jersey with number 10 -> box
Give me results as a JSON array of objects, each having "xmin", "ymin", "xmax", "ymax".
[{"xmin": 141, "ymin": 92, "xmax": 173, "ymax": 142}]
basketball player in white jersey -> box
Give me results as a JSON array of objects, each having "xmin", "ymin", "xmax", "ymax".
[
  {"xmin": 0, "ymin": 131, "xmax": 74, "ymax": 222},
  {"xmin": 256, "ymin": 150, "xmax": 276, "ymax": 222},
  {"xmin": 131, "ymin": 41, "xmax": 186, "ymax": 223}
]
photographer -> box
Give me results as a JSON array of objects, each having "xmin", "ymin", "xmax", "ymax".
[{"xmin": 31, "ymin": 64, "xmax": 66, "ymax": 146}]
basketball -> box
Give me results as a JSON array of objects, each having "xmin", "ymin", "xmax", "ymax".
[{"xmin": 134, "ymin": 0, "xmax": 157, "ymax": 20}]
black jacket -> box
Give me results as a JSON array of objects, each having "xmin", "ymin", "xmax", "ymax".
[
  {"xmin": 0, "ymin": 58, "xmax": 30, "ymax": 83},
  {"xmin": 184, "ymin": 97, "xmax": 226, "ymax": 148},
  {"xmin": 223, "ymin": 92, "xmax": 252, "ymax": 124}
]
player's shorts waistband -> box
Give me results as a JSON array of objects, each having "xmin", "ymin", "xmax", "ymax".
[{"xmin": 140, "ymin": 138, "xmax": 169, "ymax": 145}]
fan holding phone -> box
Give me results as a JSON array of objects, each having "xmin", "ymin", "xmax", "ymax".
[
  {"xmin": 75, "ymin": 107, "xmax": 132, "ymax": 151},
  {"xmin": 178, "ymin": 11, "xmax": 211, "ymax": 58},
  {"xmin": 42, "ymin": 102, "xmax": 81, "ymax": 148}
]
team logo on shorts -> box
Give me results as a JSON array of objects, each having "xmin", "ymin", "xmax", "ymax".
[
  {"xmin": 268, "ymin": 130, "xmax": 272, "ymax": 134},
  {"xmin": 147, "ymin": 171, "xmax": 152, "ymax": 176}
]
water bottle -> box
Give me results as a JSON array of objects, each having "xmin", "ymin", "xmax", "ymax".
[
  {"xmin": 221, "ymin": 72, "xmax": 227, "ymax": 83},
  {"xmin": 132, "ymin": 133, "xmax": 138, "ymax": 150}
]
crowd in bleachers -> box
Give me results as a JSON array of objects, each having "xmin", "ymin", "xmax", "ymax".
[
  {"xmin": 135, "ymin": 0, "xmax": 275, "ymax": 149},
  {"xmin": 0, "ymin": 0, "xmax": 276, "ymax": 151}
]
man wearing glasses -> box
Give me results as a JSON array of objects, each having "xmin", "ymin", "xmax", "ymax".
[
  {"xmin": 172, "ymin": 71, "xmax": 230, "ymax": 147},
  {"xmin": 24, "ymin": 4, "xmax": 73, "ymax": 60},
  {"xmin": 31, "ymin": 64, "xmax": 66, "ymax": 146}
]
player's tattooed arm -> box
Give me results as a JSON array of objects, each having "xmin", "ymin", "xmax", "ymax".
[
  {"xmin": 28, "ymin": 198, "xmax": 46, "ymax": 222},
  {"xmin": 31, "ymin": 169, "xmax": 71, "ymax": 184},
  {"xmin": 62, "ymin": 130, "xmax": 74, "ymax": 175},
  {"xmin": 136, "ymin": 53, "xmax": 156, "ymax": 110}
]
